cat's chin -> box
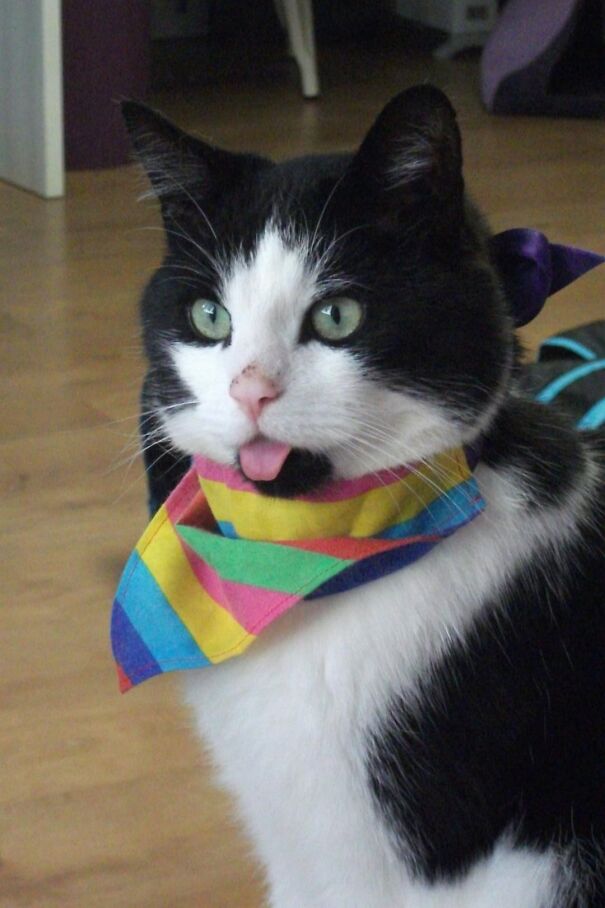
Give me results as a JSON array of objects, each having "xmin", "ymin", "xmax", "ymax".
[{"xmin": 239, "ymin": 448, "xmax": 333, "ymax": 498}]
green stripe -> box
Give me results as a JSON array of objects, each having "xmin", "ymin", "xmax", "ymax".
[
  {"xmin": 176, "ymin": 524, "xmax": 349, "ymax": 594},
  {"xmin": 578, "ymin": 397, "xmax": 605, "ymax": 429}
]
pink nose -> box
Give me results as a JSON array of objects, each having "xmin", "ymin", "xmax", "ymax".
[{"xmin": 229, "ymin": 364, "xmax": 281, "ymax": 422}]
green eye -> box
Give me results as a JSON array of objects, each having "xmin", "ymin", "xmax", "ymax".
[
  {"xmin": 190, "ymin": 299, "xmax": 231, "ymax": 341},
  {"xmin": 311, "ymin": 297, "xmax": 364, "ymax": 342}
]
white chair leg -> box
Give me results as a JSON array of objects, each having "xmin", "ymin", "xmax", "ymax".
[{"xmin": 278, "ymin": 0, "xmax": 320, "ymax": 98}]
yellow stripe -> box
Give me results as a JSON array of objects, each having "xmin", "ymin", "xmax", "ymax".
[
  {"xmin": 201, "ymin": 448, "xmax": 469, "ymax": 541},
  {"xmin": 136, "ymin": 512, "xmax": 252, "ymax": 662}
]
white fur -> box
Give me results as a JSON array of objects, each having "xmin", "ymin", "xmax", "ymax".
[{"xmin": 160, "ymin": 221, "xmax": 595, "ymax": 905}]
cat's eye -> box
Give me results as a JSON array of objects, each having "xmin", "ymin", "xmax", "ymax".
[
  {"xmin": 189, "ymin": 299, "xmax": 231, "ymax": 342},
  {"xmin": 310, "ymin": 297, "xmax": 364, "ymax": 343}
]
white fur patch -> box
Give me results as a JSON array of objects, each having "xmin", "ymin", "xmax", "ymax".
[{"xmin": 411, "ymin": 842, "xmax": 557, "ymax": 908}]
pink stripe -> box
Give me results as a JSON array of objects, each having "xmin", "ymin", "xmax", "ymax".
[
  {"xmin": 194, "ymin": 456, "xmax": 255, "ymax": 491},
  {"xmin": 301, "ymin": 466, "xmax": 411, "ymax": 502},
  {"xmin": 193, "ymin": 455, "xmax": 411, "ymax": 502},
  {"xmin": 178, "ymin": 529, "xmax": 298, "ymax": 635},
  {"xmin": 164, "ymin": 466, "xmax": 202, "ymax": 522}
]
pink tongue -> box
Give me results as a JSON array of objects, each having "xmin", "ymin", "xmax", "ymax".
[{"xmin": 239, "ymin": 439, "xmax": 292, "ymax": 482}]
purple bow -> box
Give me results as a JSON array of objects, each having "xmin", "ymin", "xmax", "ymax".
[{"xmin": 491, "ymin": 228, "xmax": 605, "ymax": 327}]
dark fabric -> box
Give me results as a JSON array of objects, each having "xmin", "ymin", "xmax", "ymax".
[{"xmin": 520, "ymin": 321, "xmax": 605, "ymax": 427}]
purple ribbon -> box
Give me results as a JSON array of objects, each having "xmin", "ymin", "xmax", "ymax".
[{"xmin": 491, "ymin": 228, "xmax": 605, "ymax": 327}]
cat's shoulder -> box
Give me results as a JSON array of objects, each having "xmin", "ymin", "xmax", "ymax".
[{"xmin": 482, "ymin": 394, "xmax": 605, "ymax": 516}]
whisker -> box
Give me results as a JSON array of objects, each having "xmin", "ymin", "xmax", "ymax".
[{"xmin": 309, "ymin": 170, "xmax": 348, "ymax": 255}]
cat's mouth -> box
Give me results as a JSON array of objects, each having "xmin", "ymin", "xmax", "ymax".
[
  {"xmin": 237, "ymin": 437, "xmax": 333, "ymax": 497},
  {"xmin": 239, "ymin": 437, "xmax": 292, "ymax": 482}
]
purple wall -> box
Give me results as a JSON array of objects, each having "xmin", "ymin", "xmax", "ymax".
[{"xmin": 62, "ymin": 0, "xmax": 151, "ymax": 169}]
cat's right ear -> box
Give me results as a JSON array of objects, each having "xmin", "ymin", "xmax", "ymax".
[
  {"xmin": 121, "ymin": 101, "xmax": 263, "ymax": 223},
  {"xmin": 343, "ymin": 85, "xmax": 465, "ymax": 250}
]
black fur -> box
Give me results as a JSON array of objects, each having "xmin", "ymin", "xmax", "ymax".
[
  {"xmin": 369, "ymin": 410, "xmax": 605, "ymax": 899},
  {"xmin": 482, "ymin": 397, "xmax": 587, "ymax": 508}
]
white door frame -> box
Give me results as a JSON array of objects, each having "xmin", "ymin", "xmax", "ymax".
[{"xmin": 0, "ymin": 0, "xmax": 64, "ymax": 198}]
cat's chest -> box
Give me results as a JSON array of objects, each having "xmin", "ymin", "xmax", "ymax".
[
  {"xmin": 183, "ymin": 465, "xmax": 528, "ymax": 775},
  {"xmin": 182, "ymin": 539, "xmax": 483, "ymax": 901}
]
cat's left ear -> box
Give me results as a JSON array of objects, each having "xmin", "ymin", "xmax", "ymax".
[
  {"xmin": 121, "ymin": 101, "xmax": 268, "ymax": 226},
  {"xmin": 346, "ymin": 85, "xmax": 464, "ymax": 246}
]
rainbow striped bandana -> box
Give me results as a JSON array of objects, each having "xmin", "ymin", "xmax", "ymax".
[{"xmin": 111, "ymin": 448, "xmax": 485, "ymax": 692}]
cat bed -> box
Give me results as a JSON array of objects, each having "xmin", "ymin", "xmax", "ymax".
[
  {"xmin": 481, "ymin": 0, "xmax": 605, "ymax": 117},
  {"xmin": 520, "ymin": 321, "xmax": 605, "ymax": 428}
]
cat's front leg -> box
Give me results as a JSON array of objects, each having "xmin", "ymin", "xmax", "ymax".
[
  {"xmin": 267, "ymin": 882, "xmax": 315, "ymax": 908},
  {"xmin": 267, "ymin": 877, "xmax": 382, "ymax": 908}
]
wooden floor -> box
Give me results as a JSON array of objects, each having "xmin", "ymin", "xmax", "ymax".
[{"xmin": 1, "ymin": 42, "xmax": 604, "ymax": 908}]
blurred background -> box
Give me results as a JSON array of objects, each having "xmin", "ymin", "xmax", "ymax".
[{"xmin": 1, "ymin": 1, "xmax": 604, "ymax": 906}]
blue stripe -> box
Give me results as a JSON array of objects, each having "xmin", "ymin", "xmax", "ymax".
[
  {"xmin": 114, "ymin": 550, "xmax": 211, "ymax": 673},
  {"xmin": 536, "ymin": 359, "xmax": 605, "ymax": 404},
  {"xmin": 376, "ymin": 479, "xmax": 483, "ymax": 540},
  {"xmin": 578, "ymin": 397, "xmax": 605, "ymax": 429},
  {"xmin": 539, "ymin": 338, "xmax": 597, "ymax": 361},
  {"xmin": 218, "ymin": 520, "xmax": 238, "ymax": 538}
]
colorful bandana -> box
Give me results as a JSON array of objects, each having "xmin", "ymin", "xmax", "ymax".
[{"xmin": 111, "ymin": 449, "xmax": 485, "ymax": 691}]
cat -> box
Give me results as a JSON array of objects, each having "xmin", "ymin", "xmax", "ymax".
[{"xmin": 122, "ymin": 86, "xmax": 605, "ymax": 907}]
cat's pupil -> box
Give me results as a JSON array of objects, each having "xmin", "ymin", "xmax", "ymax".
[
  {"xmin": 330, "ymin": 305, "xmax": 341, "ymax": 325},
  {"xmin": 204, "ymin": 302, "xmax": 217, "ymax": 323}
]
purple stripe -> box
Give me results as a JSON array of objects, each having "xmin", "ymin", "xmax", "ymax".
[
  {"xmin": 111, "ymin": 599, "xmax": 163, "ymax": 687},
  {"xmin": 307, "ymin": 538, "xmax": 437, "ymax": 598}
]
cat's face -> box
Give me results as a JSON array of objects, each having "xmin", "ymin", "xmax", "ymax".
[{"xmin": 125, "ymin": 86, "xmax": 512, "ymax": 496}]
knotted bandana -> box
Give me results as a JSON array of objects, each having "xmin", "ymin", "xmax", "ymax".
[
  {"xmin": 111, "ymin": 448, "xmax": 484, "ymax": 691},
  {"xmin": 491, "ymin": 229, "xmax": 605, "ymax": 327}
]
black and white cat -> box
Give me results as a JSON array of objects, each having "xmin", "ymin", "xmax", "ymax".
[{"xmin": 123, "ymin": 87, "xmax": 605, "ymax": 907}]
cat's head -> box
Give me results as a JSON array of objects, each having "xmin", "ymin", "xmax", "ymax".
[{"xmin": 124, "ymin": 86, "xmax": 512, "ymax": 497}]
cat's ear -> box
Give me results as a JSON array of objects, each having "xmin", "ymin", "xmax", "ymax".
[
  {"xmin": 347, "ymin": 85, "xmax": 464, "ymax": 244},
  {"xmin": 121, "ymin": 101, "xmax": 266, "ymax": 223}
]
